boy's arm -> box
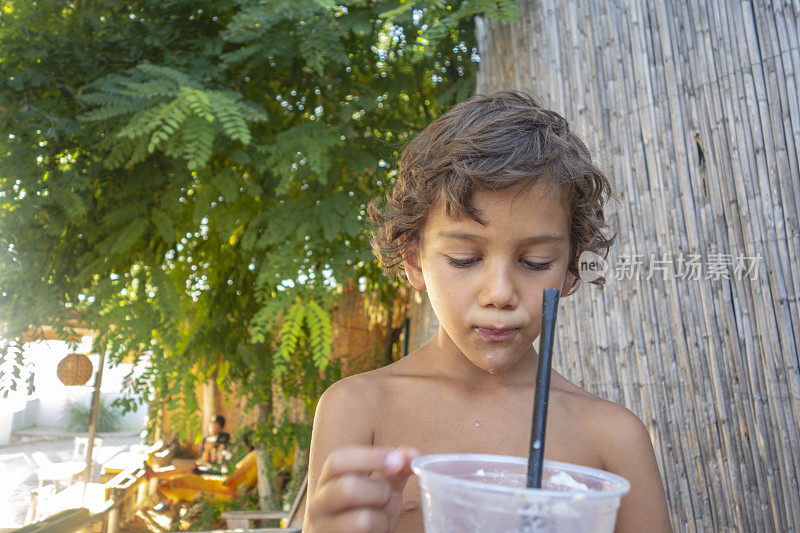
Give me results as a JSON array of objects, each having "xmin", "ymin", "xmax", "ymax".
[
  {"xmin": 304, "ymin": 376, "xmax": 418, "ymax": 533},
  {"xmin": 307, "ymin": 377, "xmax": 375, "ymax": 498},
  {"xmin": 599, "ymin": 406, "xmax": 673, "ymax": 533}
]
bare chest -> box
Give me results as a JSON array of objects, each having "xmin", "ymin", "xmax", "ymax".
[{"xmin": 372, "ymin": 386, "xmax": 602, "ymax": 532}]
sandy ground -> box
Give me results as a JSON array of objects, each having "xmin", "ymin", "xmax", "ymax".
[{"xmin": 0, "ymin": 428, "xmax": 143, "ymax": 530}]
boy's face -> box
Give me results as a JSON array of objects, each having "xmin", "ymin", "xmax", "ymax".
[{"xmin": 405, "ymin": 181, "xmax": 573, "ymax": 376}]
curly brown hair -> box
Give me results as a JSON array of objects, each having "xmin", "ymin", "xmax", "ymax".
[{"xmin": 368, "ymin": 91, "xmax": 616, "ymax": 294}]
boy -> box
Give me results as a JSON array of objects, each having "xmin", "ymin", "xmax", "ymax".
[{"xmin": 305, "ymin": 91, "xmax": 672, "ymax": 532}]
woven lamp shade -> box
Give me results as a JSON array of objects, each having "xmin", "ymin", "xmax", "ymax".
[{"xmin": 56, "ymin": 353, "xmax": 93, "ymax": 386}]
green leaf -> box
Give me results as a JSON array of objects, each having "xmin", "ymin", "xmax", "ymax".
[
  {"xmin": 52, "ymin": 185, "xmax": 88, "ymax": 219},
  {"xmin": 379, "ymin": 3, "xmax": 413, "ymax": 21},
  {"xmin": 342, "ymin": 214, "xmax": 361, "ymax": 237},
  {"xmin": 211, "ymin": 171, "xmax": 240, "ymax": 203},
  {"xmin": 110, "ymin": 219, "xmax": 148, "ymax": 255},
  {"xmin": 274, "ymin": 303, "xmax": 306, "ymax": 380},
  {"xmin": 319, "ymin": 208, "xmax": 340, "ymax": 241},
  {"xmin": 151, "ymin": 208, "xmax": 177, "ymax": 243},
  {"xmin": 150, "ymin": 267, "xmax": 181, "ymax": 318}
]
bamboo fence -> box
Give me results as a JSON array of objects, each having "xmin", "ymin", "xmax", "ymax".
[{"xmin": 470, "ymin": 0, "xmax": 800, "ymax": 530}]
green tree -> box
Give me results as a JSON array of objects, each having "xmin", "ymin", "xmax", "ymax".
[{"xmin": 0, "ymin": 0, "xmax": 518, "ymax": 510}]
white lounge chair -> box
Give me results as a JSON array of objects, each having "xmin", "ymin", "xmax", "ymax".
[
  {"xmin": 33, "ymin": 436, "xmax": 103, "ymax": 488},
  {"xmin": 220, "ymin": 473, "xmax": 306, "ymax": 532}
]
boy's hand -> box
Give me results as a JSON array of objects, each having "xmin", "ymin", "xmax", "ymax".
[{"xmin": 307, "ymin": 446, "xmax": 419, "ymax": 533}]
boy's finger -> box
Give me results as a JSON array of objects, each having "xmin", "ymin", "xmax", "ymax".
[
  {"xmin": 383, "ymin": 447, "xmax": 420, "ymax": 491},
  {"xmin": 319, "ymin": 507, "xmax": 391, "ymax": 533},
  {"xmin": 319, "ymin": 446, "xmax": 411, "ymax": 483},
  {"xmin": 313, "ymin": 475, "xmax": 392, "ymax": 515}
]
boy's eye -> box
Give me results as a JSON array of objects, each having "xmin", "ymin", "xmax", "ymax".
[
  {"xmin": 446, "ymin": 256, "xmax": 480, "ymax": 268},
  {"xmin": 521, "ymin": 259, "xmax": 553, "ymax": 271}
]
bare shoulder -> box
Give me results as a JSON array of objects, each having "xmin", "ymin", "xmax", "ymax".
[
  {"xmin": 314, "ymin": 359, "xmax": 412, "ymax": 432},
  {"xmin": 554, "ymin": 381, "xmax": 655, "ymax": 473},
  {"xmin": 578, "ymin": 392, "xmax": 650, "ymax": 463},
  {"xmin": 550, "ymin": 376, "xmax": 671, "ymax": 532},
  {"xmin": 549, "ymin": 374, "xmax": 619, "ymax": 428},
  {"xmin": 308, "ymin": 368, "xmax": 393, "ymax": 498},
  {"xmin": 550, "ymin": 375, "xmax": 649, "ymax": 457},
  {"xmin": 312, "ymin": 357, "xmax": 425, "ymax": 451},
  {"xmin": 315, "ymin": 369, "xmax": 386, "ymax": 433},
  {"xmin": 598, "ymin": 405, "xmax": 672, "ymax": 532}
]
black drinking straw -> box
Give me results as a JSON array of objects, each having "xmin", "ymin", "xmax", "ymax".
[{"xmin": 526, "ymin": 288, "xmax": 560, "ymax": 489}]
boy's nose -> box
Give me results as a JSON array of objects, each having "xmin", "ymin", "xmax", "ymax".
[{"xmin": 477, "ymin": 262, "xmax": 518, "ymax": 309}]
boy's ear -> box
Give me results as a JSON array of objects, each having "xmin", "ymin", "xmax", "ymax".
[
  {"xmin": 404, "ymin": 250, "xmax": 426, "ymax": 291},
  {"xmin": 560, "ymin": 271, "xmax": 576, "ymax": 297}
]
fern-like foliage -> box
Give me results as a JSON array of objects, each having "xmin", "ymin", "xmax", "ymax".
[
  {"xmin": 79, "ymin": 64, "xmax": 268, "ymax": 170},
  {"xmin": 306, "ymin": 301, "xmax": 332, "ymax": 372},
  {"xmin": 274, "ymin": 303, "xmax": 306, "ymax": 380},
  {"xmin": 273, "ymin": 300, "xmax": 333, "ymax": 380},
  {"xmin": 379, "ymin": 0, "xmax": 519, "ymax": 56},
  {"xmin": 110, "ymin": 219, "xmax": 149, "ymax": 255}
]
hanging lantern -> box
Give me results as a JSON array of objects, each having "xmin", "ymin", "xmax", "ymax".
[{"xmin": 57, "ymin": 353, "xmax": 94, "ymax": 386}]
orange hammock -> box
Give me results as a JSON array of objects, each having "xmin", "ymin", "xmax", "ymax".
[{"xmin": 157, "ymin": 450, "xmax": 258, "ymax": 502}]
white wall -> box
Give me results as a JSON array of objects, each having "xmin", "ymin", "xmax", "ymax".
[
  {"xmin": 0, "ymin": 337, "xmax": 149, "ymax": 444},
  {"xmin": 0, "ymin": 413, "xmax": 12, "ymax": 446}
]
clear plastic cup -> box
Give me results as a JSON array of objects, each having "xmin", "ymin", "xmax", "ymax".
[{"xmin": 411, "ymin": 454, "xmax": 630, "ymax": 533}]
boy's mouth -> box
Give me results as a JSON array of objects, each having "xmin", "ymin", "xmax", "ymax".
[{"xmin": 474, "ymin": 327, "xmax": 518, "ymax": 341}]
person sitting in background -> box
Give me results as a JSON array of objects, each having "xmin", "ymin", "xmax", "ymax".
[
  {"xmin": 146, "ymin": 414, "xmax": 232, "ymax": 480},
  {"xmin": 195, "ymin": 415, "xmax": 231, "ymax": 474}
]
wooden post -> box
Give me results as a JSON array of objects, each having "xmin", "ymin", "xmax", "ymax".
[
  {"xmin": 106, "ymin": 506, "xmax": 120, "ymax": 533},
  {"xmin": 83, "ymin": 350, "xmax": 106, "ymax": 486},
  {"xmin": 202, "ymin": 379, "xmax": 216, "ymax": 435},
  {"xmin": 255, "ymin": 404, "xmax": 278, "ymax": 510}
]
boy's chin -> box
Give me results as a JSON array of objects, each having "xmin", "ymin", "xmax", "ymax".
[{"xmin": 469, "ymin": 353, "xmax": 517, "ymax": 376}]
